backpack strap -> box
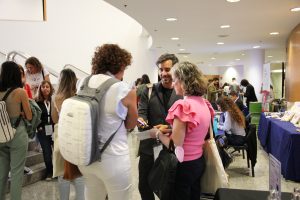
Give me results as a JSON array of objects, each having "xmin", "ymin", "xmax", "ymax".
[
  {"xmin": 94, "ymin": 78, "xmax": 120, "ymax": 102},
  {"xmin": 2, "ymin": 88, "xmax": 22, "ymax": 128},
  {"xmin": 79, "ymin": 75, "xmax": 93, "ymax": 91},
  {"xmin": 2, "ymin": 88, "xmax": 16, "ymax": 101},
  {"xmin": 99, "ymin": 121, "xmax": 124, "ymax": 161}
]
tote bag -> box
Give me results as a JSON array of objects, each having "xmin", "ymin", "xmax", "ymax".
[{"xmin": 201, "ymin": 123, "xmax": 229, "ymax": 194}]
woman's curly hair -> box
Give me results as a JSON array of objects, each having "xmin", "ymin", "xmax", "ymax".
[
  {"xmin": 25, "ymin": 57, "xmax": 43, "ymax": 73},
  {"xmin": 217, "ymin": 96, "xmax": 246, "ymax": 128},
  {"xmin": 172, "ymin": 61, "xmax": 207, "ymax": 96},
  {"xmin": 91, "ymin": 44, "xmax": 132, "ymax": 75}
]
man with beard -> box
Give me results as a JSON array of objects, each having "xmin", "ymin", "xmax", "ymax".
[{"xmin": 137, "ymin": 53, "xmax": 182, "ymax": 200}]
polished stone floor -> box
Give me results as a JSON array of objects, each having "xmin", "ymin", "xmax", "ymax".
[{"xmin": 6, "ymin": 135, "xmax": 300, "ymax": 200}]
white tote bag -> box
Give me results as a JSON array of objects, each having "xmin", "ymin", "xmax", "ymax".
[{"xmin": 201, "ymin": 123, "xmax": 229, "ymax": 194}]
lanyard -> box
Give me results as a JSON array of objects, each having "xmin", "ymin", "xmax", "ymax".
[{"xmin": 44, "ymin": 100, "xmax": 51, "ymax": 123}]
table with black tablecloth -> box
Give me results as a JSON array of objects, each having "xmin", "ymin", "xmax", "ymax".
[
  {"xmin": 258, "ymin": 113, "xmax": 300, "ymax": 182},
  {"xmin": 214, "ymin": 188, "xmax": 292, "ymax": 200}
]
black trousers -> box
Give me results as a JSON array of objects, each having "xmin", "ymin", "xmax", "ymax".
[
  {"xmin": 36, "ymin": 130, "xmax": 53, "ymax": 176},
  {"xmin": 175, "ymin": 156, "xmax": 206, "ymax": 200},
  {"xmin": 138, "ymin": 153, "xmax": 155, "ymax": 200}
]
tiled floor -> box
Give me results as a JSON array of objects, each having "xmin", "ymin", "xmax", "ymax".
[{"xmin": 6, "ymin": 135, "xmax": 300, "ymax": 200}]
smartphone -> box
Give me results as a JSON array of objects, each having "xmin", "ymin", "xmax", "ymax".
[{"xmin": 137, "ymin": 118, "xmax": 148, "ymax": 127}]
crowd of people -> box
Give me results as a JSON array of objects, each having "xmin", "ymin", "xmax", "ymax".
[{"xmin": 0, "ymin": 43, "xmax": 260, "ymax": 200}]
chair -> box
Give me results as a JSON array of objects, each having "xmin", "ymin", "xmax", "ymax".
[{"xmin": 227, "ymin": 124, "xmax": 257, "ymax": 177}]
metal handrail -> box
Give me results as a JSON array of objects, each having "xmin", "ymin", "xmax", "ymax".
[
  {"xmin": 6, "ymin": 50, "xmax": 59, "ymax": 77},
  {"xmin": 0, "ymin": 51, "xmax": 6, "ymax": 57},
  {"xmin": 63, "ymin": 64, "xmax": 89, "ymax": 76}
]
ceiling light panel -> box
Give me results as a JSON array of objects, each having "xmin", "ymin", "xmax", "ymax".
[
  {"xmin": 166, "ymin": 18, "xmax": 177, "ymax": 21},
  {"xmin": 220, "ymin": 25, "xmax": 230, "ymax": 29},
  {"xmin": 290, "ymin": 7, "xmax": 300, "ymax": 12},
  {"xmin": 217, "ymin": 42, "xmax": 224, "ymax": 45},
  {"xmin": 226, "ymin": 0, "xmax": 240, "ymax": 3},
  {"xmin": 171, "ymin": 37, "xmax": 179, "ymax": 40},
  {"xmin": 270, "ymin": 32, "xmax": 279, "ymax": 35},
  {"xmin": 253, "ymin": 46, "xmax": 260, "ymax": 48},
  {"xmin": 179, "ymin": 48, "xmax": 185, "ymax": 51}
]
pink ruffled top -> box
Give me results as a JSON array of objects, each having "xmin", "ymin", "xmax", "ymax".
[{"xmin": 166, "ymin": 96, "xmax": 214, "ymax": 161}]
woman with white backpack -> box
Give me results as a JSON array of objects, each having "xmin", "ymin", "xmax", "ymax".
[{"xmin": 0, "ymin": 61, "xmax": 32, "ymax": 200}]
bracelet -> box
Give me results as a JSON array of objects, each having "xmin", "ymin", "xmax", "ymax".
[{"xmin": 155, "ymin": 131, "xmax": 160, "ymax": 142}]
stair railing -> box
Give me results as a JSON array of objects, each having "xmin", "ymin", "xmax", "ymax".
[{"xmin": 6, "ymin": 51, "xmax": 59, "ymax": 78}]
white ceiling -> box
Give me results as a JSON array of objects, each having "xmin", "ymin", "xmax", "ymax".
[{"xmin": 104, "ymin": 0, "xmax": 300, "ymax": 67}]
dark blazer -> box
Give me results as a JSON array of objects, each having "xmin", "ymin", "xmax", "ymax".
[
  {"xmin": 138, "ymin": 82, "xmax": 182, "ymax": 155},
  {"xmin": 235, "ymin": 98, "xmax": 244, "ymax": 112},
  {"xmin": 244, "ymin": 84, "xmax": 258, "ymax": 108}
]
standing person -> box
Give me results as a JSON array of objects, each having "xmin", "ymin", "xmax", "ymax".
[
  {"xmin": 240, "ymin": 79, "xmax": 258, "ymax": 108},
  {"xmin": 18, "ymin": 65, "xmax": 32, "ymax": 99},
  {"xmin": 230, "ymin": 77, "xmax": 240, "ymax": 93},
  {"xmin": 0, "ymin": 61, "xmax": 32, "ymax": 200},
  {"xmin": 150, "ymin": 61, "xmax": 214, "ymax": 200},
  {"xmin": 51, "ymin": 69, "xmax": 85, "ymax": 200},
  {"xmin": 136, "ymin": 74, "xmax": 151, "ymax": 102},
  {"xmin": 77, "ymin": 44, "xmax": 137, "ymax": 200},
  {"xmin": 207, "ymin": 77, "xmax": 222, "ymax": 110},
  {"xmin": 229, "ymin": 90, "xmax": 244, "ymax": 112},
  {"xmin": 137, "ymin": 53, "xmax": 182, "ymax": 200},
  {"xmin": 25, "ymin": 56, "xmax": 50, "ymax": 98},
  {"xmin": 35, "ymin": 80, "xmax": 55, "ymax": 180}
]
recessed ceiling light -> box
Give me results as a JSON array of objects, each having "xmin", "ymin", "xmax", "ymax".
[
  {"xmin": 235, "ymin": 58, "xmax": 240, "ymax": 61},
  {"xmin": 270, "ymin": 32, "xmax": 279, "ymax": 35},
  {"xmin": 226, "ymin": 0, "xmax": 240, "ymax": 3},
  {"xmin": 241, "ymin": 53, "xmax": 245, "ymax": 56},
  {"xmin": 166, "ymin": 18, "xmax": 177, "ymax": 21},
  {"xmin": 171, "ymin": 37, "xmax": 179, "ymax": 40},
  {"xmin": 217, "ymin": 42, "xmax": 224, "ymax": 45},
  {"xmin": 179, "ymin": 48, "xmax": 185, "ymax": 51},
  {"xmin": 268, "ymin": 55, "xmax": 273, "ymax": 58},
  {"xmin": 211, "ymin": 57, "xmax": 216, "ymax": 60},
  {"xmin": 183, "ymin": 55, "xmax": 188, "ymax": 58},
  {"xmin": 253, "ymin": 45, "xmax": 260, "ymax": 49},
  {"xmin": 220, "ymin": 25, "xmax": 230, "ymax": 29},
  {"xmin": 290, "ymin": 7, "xmax": 300, "ymax": 12}
]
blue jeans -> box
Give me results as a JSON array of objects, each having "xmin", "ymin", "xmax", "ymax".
[
  {"xmin": 36, "ymin": 129, "xmax": 53, "ymax": 176},
  {"xmin": 58, "ymin": 176, "xmax": 85, "ymax": 200}
]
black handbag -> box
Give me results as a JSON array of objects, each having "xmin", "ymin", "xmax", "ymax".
[{"xmin": 148, "ymin": 140, "xmax": 178, "ymax": 200}]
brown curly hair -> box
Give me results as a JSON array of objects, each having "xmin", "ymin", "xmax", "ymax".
[
  {"xmin": 91, "ymin": 44, "xmax": 132, "ymax": 75},
  {"xmin": 217, "ymin": 97, "xmax": 245, "ymax": 128},
  {"xmin": 25, "ymin": 56, "xmax": 43, "ymax": 73},
  {"xmin": 172, "ymin": 61, "xmax": 207, "ymax": 96}
]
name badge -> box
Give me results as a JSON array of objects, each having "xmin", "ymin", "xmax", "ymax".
[
  {"xmin": 153, "ymin": 144, "xmax": 163, "ymax": 161},
  {"xmin": 45, "ymin": 125, "xmax": 53, "ymax": 136}
]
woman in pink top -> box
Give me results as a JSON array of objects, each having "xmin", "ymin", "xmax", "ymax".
[{"xmin": 151, "ymin": 61, "xmax": 214, "ymax": 200}]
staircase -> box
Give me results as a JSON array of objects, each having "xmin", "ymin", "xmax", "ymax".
[{"xmin": 6, "ymin": 140, "xmax": 47, "ymax": 192}]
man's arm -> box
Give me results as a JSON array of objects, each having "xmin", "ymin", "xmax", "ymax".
[{"xmin": 138, "ymin": 84, "xmax": 151, "ymax": 123}]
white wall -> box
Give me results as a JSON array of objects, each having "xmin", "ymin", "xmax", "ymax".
[
  {"xmin": 0, "ymin": 0, "xmax": 157, "ymax": 83},
  {"xmin": 218, "ymin": 65, "xmax": 244, "ymax": 85},
  {"xmin": 198, "ymin": 65, "xmax": 219, "ymax": 75}
]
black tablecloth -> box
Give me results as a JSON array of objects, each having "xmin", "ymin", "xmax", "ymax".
[{"xmin": 214, "ymin": 188, "xmax": 292, "ymax": 200}]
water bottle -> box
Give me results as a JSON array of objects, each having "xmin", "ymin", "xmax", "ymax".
[
  {"xmin": 292, "ymin": 188, "xmax": 300, "ymax": 200},
  {"xmin": 268, "ymin": 189, "xmax": 279, "ymax": 200}
]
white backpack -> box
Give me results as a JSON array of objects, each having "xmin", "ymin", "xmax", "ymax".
[
  {"xmin": 58, "ymin": 76, "xmax": 120, "ymax": 166},
  {"xmin": 0, "ymin": 88, "xmax": 21, "ymax": 143}
]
